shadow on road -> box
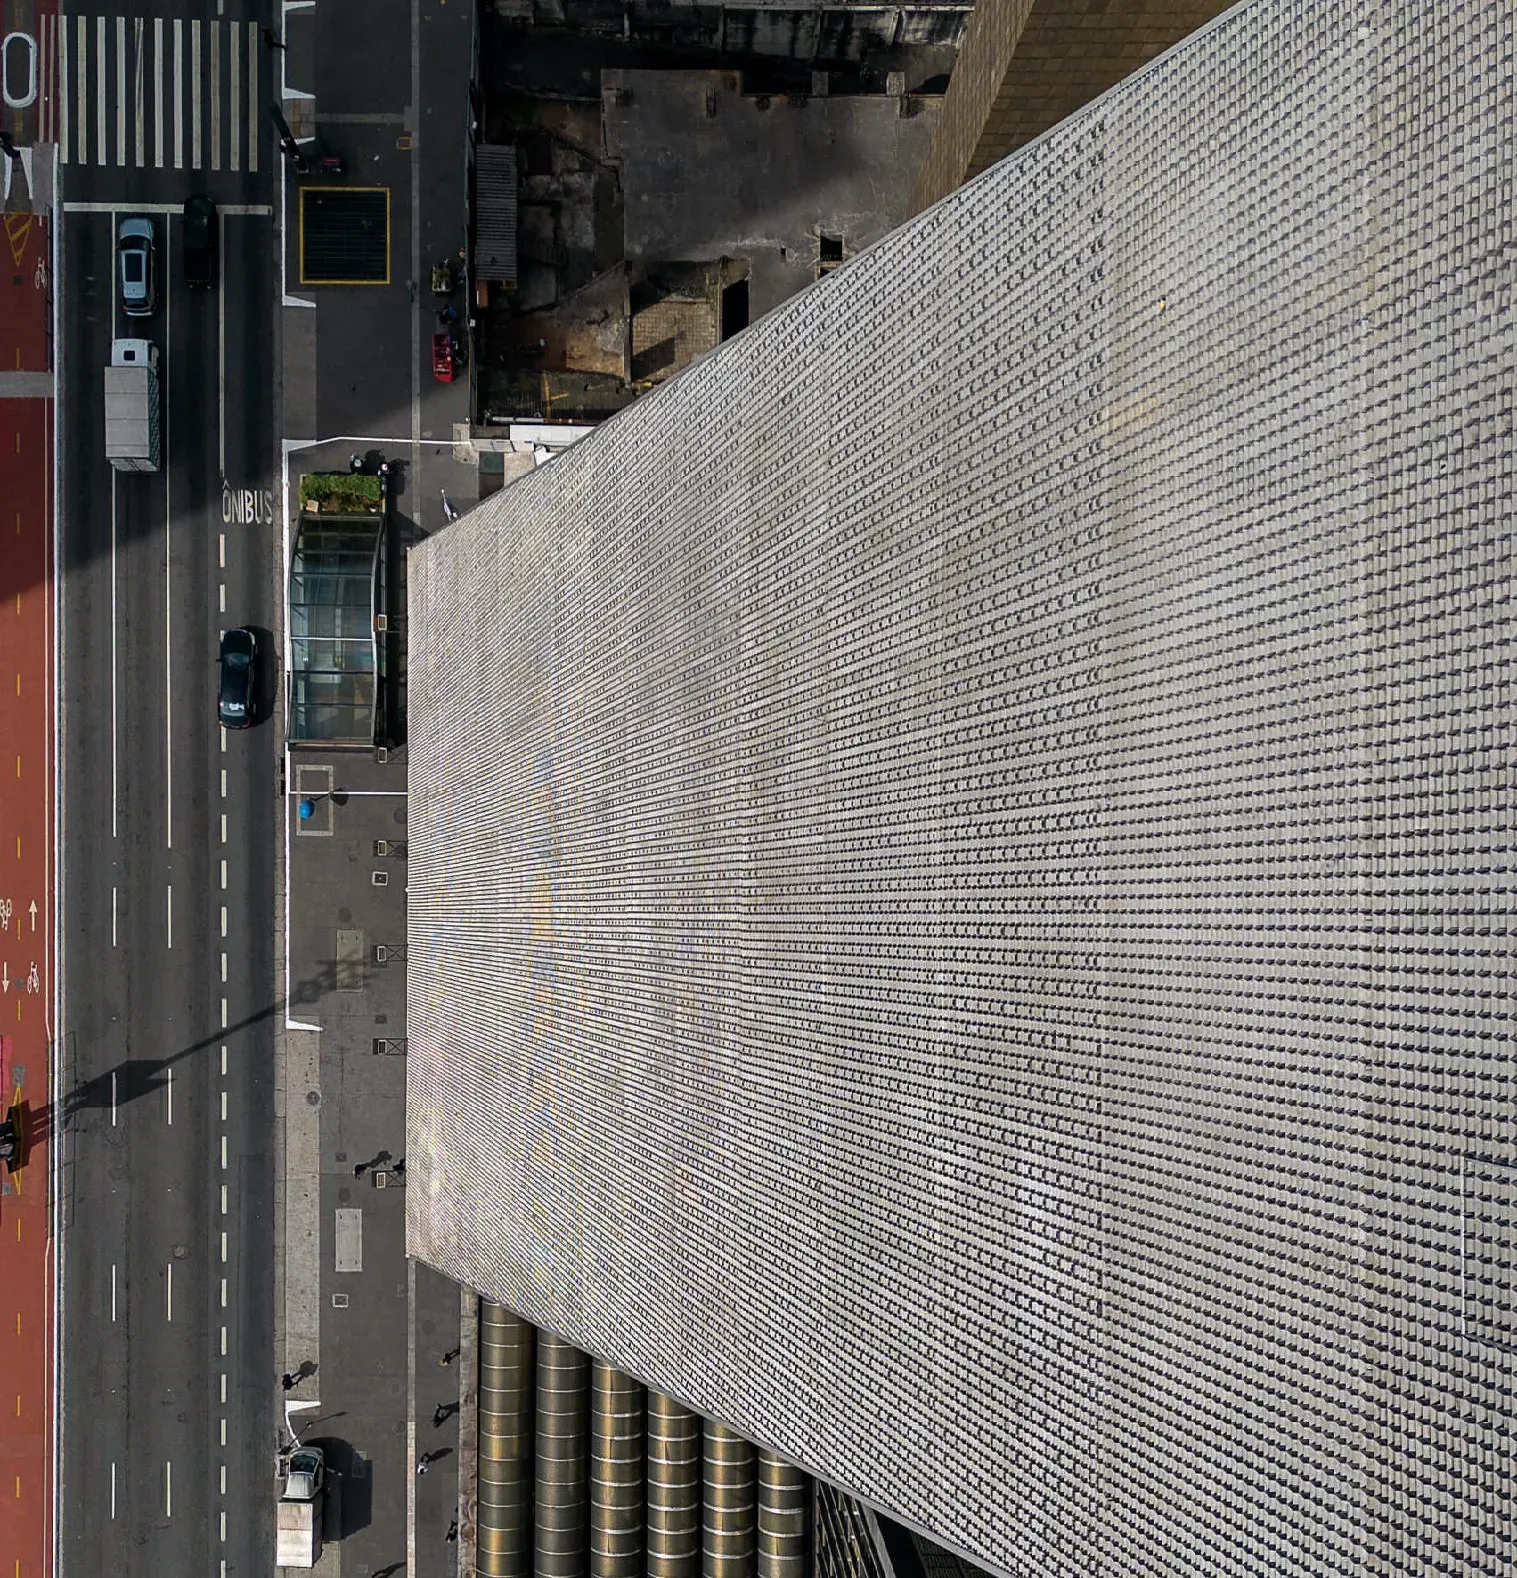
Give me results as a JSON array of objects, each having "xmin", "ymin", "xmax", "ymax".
[
  {"xmin": 60, "ymin": 957, "xmax": 341, "ymax": 1122},
  {"xmin": 312, "ymin": 1435, "xmax": 372, "ymax": 1538}
]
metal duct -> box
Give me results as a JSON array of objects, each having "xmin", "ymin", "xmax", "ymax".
[
  {"xmin": 590, "ymin": 1361, "xmax": 645, "ymax": 1578},
  {"xmin": 756, "ymin": 1452, "xmax": 810, "ymax": 1578},
  {"xmin": 477, "ymin": 1304, "xmax": 534, "ymax": 1578},
  {"xmin": 535, "ymin": 1331, "xmax": 590, "ymax": 1578},
  {"xmin": 647, "ymin": 1391, "xmax": 702, "ymax": 1578},
  {"xmin": 702, "ymin": 1421, "xmax": 757, "ymax": 1578}
]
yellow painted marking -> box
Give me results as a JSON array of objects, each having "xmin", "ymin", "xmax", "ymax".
[{"xmin": 14, "ymin": 756, "xmax": 19, "ymax": 779}]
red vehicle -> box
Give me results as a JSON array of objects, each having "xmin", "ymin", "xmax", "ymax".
[{"xmin": 432, "ymin": 332, "xmax": 454, "ymax": 383}]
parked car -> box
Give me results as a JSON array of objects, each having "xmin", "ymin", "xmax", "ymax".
[
  {"xmin": 218, "ymin": 627, "xmax": 258, "ymax": 728},
  {"xmin": 183, "ymin": 195, "xmax": 217, "ymax": 291},
  {"xmin": 117, "ymin": 217, "xmax": 156, "ymax": 317}
]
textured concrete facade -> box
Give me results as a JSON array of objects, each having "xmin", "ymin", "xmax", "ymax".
[
  {"xmin": 911, "ymin": 0, "xmax": 1234, "ymax": 212},
  {"xmin": 408, "ymin": 4, "xmax": 1516, "ymax": 1576}
]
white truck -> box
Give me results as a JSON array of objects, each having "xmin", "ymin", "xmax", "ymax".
[
  {"xmin": 276, "ymin": 1445, "xmax": 326, "ymax": 1568},
  {"xmin": 104, "ymin": 338, "xmax": 161, "ymax": 473}
]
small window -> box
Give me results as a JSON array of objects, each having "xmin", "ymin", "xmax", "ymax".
[{"xmin": 818, "ymin": 232, "xmax": 844, "ymax": 277}]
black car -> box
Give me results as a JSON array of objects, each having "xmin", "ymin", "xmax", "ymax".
[
  {"xmin": 218, "ymin": 627, "xmax": 257, "ymax": 728},
  {"xmin": 183, "ymin": 195, "xmax": 217, "ymax": 291}
]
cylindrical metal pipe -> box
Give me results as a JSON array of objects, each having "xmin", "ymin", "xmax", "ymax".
[
  {"xmin": 702, "ymin": 1421, "xmax": 757, "ymax": 1578},
  {"xmin": 535, "ymin": 1331, "xmax": 590, "ymax": 1578},
  {"xmin": 756, "ymin": 1452, "xmax": 810, "ymax": 1578},
  {"xmin": 590, "ymin": 1361, "xmax": 644, "ymax": 1578},
  {"xmin": 647, "ymin": 1391, "xmax": 702, "ymax": 1578},
  {"xmin": 477, "ymin": 1304, "xmax": 534, "ymax": 1578}
]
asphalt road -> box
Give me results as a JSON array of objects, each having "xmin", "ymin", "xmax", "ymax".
[{"xmin": 56, "ymin": 11, "xmax": 282, "ymax": 1575}]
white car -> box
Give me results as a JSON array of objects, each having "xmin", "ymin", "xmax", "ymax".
[{"xmin": 117, "ymin": 216, "xmax": 156, "ymax": 317}]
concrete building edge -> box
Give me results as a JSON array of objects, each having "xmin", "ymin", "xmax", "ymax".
[
  {"xmin": 910, "ymin": 0, "xmax": 1259, "ymax": 222},
  {"xmin": 407, "ymin": 1274, "xmax": 986, "ymax": 1578}
]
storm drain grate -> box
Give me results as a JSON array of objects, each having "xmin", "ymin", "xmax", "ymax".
[{"xmin": 299, "ymin": 186, "xmax": 390, "ymax": 285}]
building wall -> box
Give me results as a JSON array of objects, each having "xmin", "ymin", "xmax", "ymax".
[
  {"xmin": 408, "ymin": 4, "xmax": 1516, "ymax": 1575},
  {"xmin": 912, "ymin": 0, "xmax": 1235, "ymax": 211}
]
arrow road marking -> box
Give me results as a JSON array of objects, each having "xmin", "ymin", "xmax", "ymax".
[{"xmin": 28, "ymin": 899, "xmax": 36, "ymax": 932}]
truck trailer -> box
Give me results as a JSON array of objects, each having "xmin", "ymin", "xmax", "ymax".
[
  {"xmin": 276, "ymin": 1445, "xmax": 325, "ymax": 1568},
  {"xmin": 104, "ymin": 338, "xmax": 161, "ymax": 473}
]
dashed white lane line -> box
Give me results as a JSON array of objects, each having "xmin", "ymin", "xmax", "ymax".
[
  {"xmin": 112, "ymin": 885, "xmax": 117, "ymax": 946},
  {"xmin": 220, "ymin": 1229, "xmax": 227, "ymax": 1262},
  {"xmin": 220, "ymin": 812, "xmax": 227, "ymax": 843},
  {"xmin": 220, "ymin": 1135, "xmax": 227, "ymax": 1170},
  {"xmin": 220, "ymin": 768, "xmax": 226, "ymax": 799},
  {"xmin": 220, "ymin": 1278, "xmax": 227, "ymax": 1308},
  {"xmin": 166, "ymin": 1065, "xmax": 173, "ymax": 1125},
  {"xmin": 110, "ymin": 1070, "xmax": 118, "ymax": 1126},
  {"xmin": 219, "ymin": 1326, "xmax": 227, "ymax": 1356},
  {"xmin": 220, "ymin": 998, "xmax": 228, "ymax": 1029},
  {"xmin": 110, "ymin": 1461, "xmax": 116, "ymax": 1518},
  {"xmin": 110, "ymin": 1263, "xmax": 116, "ymax": 1321},
  {"xmin": 220, "ymin": 952, "xmax": 227, "ymax": 983},
  {"xmin": 165, "ymin": 1459, "xmax": 172, "ymax": 1518},
  {"xmin": 220, "ymin": 1184, "xmax": 228, "ymax": 1215},
  {"xmin": 166, "ymin": 883, "xmax": 173, "ymax": 948},
  {"xmin": 219, "ymin": 582, "xmax": 225, "ymax": 614},
  {"xmin": 218, "ymin": 532, "xmax": 225, "ymax": 569},
  {"xmin": 220, "ymin": 858, "xmax": 227, "ymax": 889},
  {"xmin": 220, "ymin": 1045, "xmax": 227, "ymax": 1077},
  {"xmin": 220, "ymin": 905, "xmax": 227, "ymax": 938},
  {"xmin": 165, "ymin": 1263, "xmax": 173, "ymax": 1322}
]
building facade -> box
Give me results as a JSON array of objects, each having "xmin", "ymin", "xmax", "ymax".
[{"xmin": 407, "ymin": 3, "xmax": 1516, "ymax": 1574}]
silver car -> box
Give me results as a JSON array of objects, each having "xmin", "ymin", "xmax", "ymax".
[{"xmin": 117, "ymin": 216, "xmax": 156, "ymax": 317}]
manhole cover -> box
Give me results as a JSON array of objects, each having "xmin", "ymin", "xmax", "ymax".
[{"xmin": 300, "ymin": 187, "xmax": 391, "ymax": 285}]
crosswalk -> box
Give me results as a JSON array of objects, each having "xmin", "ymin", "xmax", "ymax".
[{"xmin": 40, "ymin": 14, "xmax": 263, "ymax": 174}]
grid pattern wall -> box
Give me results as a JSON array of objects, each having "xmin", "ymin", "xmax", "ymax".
[{"xmin": 407, "ymin": 4, "xmax": 1516, "ymax": 1575}]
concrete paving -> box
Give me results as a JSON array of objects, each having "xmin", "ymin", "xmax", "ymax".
[{"xmin": 272, "ymin": 0, "xmax": 478, "ymax": 1570}]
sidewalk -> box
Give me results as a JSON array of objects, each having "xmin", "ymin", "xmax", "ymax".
[{"xmin": 272, "ymin": 0, "xmax": 477, "ymax": 1571}]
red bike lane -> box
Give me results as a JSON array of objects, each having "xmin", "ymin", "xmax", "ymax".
[{"xmin": 1, "ymin": 1, "xmax": 58, "ymax": 1567}]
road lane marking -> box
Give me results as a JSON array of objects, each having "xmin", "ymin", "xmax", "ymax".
[
  {"xmin": 165, "ymin": 1263, "xmax": 173, "ymax": 1322},
  {"xmin": 111, "ymin": 1070, "xmax": 117, "ymax": 1125},
  {"xmin": 229, "ymin": 29, "xmax": 240, "ymax": 172},
  {"xmin": 220, "ymin": 1089, "xmax": 227, "ymax": 1121},
  {"xmin": 112, "ymin": 886, "xmax": 117, "ymax": 946},
  {"xmin": 110, "ymin": 1462, "xmax": 115, "ymax": 1518},
  {"xmin": 247, "ymin": 23, "xmax": 258, "ymax": 173},
  {"xmin": 220, "ymin": 1183, "xmax": 227, "ymax": 1214},
  {"xmin": 166, "ymin": 1065, "xmax": 173, "ymax": 1125},
  {"xmin": 220, "ymin": 858, "xmax": 227, "ymax": 889},
  {"xmin": 114, "ymin": 17, "xmax": 124, "ymax": 166},
  {"xmin": 95, "ymin": 17, "xmax": 106, "ymax": 166},
  {"xmin": 190, "ymin": 22, "xmax": 202, "ymax": 170},
  {"xmin": 154, "ymin": 18, "xmax": 164, "ymax": 167},
  {"xmin": 220, "ymin": 1229, "xmax": 227, "ymax": 1261},
  {"xmin": 173, "ymin": 20, "xmax": 183, "ymax": 170},
  {"xmin": 132, "ymin": 18, "xmax": 144, "ymax": 167},
  {"xmin": 165, "ymin": 1460, "xmax": 172, "ymax": 1518},
  {"xmin": 221, "ymin": 998, "xmax": 228, "ymax": 1028},
  {"xmin": 166, "ymin": 884, "xmax": 172, "ymax": 948},
  {"xmin": 220, "ymin": 1044, "xmax": 227, "ymax": 1076},
  {"xmin": 220, "ymin": 951, "xmax": 227, "ymax": 983},
  {"xmin": 110, "ymin": 1263, "xmax": 116, "ymax": 1321},
  {"xmin": 218, "ymin": 582, "xmax": 225, "ymax": 614},
  {"xmin": 220, "ymin": 1373, "xmax": 226, "ymax": 1403},
  {"xmin": 218, "ymin": 532, "xmax": 225, "ymax": 569},
  {"xmin": 209, "ymin": 22, "xmax": 221, "ymax": 172},
  {"xmin": 219, "ymin": 215, "xmax": 227, "ymax": 470},
  {"xmin": 220, "ymin": 905, "xmax": 227, "ymax": 937},
  {"xmin": 220, "ymin": 1277, "xmax": 226, "ymax": 1307},
  {"xmin": 220, "ymin": 724, "xmax": 226, "ymax": 754},
  {"xmin": 219, "ymin": 1326, "xmax": 227, "ymax": 1356},
  {"xmin": 165, "ymin": 281, "xmax": 174, "ymax": 855},
  {"xmin": 59, "ymin": 22, "xmax": 70, "ymax": 164},
  {"xmin": 220, "ymin": 1135, "xmax": 227, "ymax": 1170}
]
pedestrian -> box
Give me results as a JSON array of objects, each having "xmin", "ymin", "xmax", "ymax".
[
  {"xmin": 261, "ymin": 27, "xmax": 286, "ymax": 51},
  {"xmin": 393, "ymin": 1158, "xmax": 406, "ymax": 1177},
  {"xmin": 281, "ymin": 1373, "xmax": 296, "ymax": 1392},
  {"xmin": 353, "ymin": 1162, "xmax": 368, "ymax": 1178},
  {"xmin": 439, "ymin": 1347, "xmax": 460, "ymax": 1367},
  {"xmin": 416, "ymin": 1452, "xmax": 433, "ymax": 1476},
  {"xmin": 445, "ymin": 1519, "xmax": 459, "ymax": 1544}
]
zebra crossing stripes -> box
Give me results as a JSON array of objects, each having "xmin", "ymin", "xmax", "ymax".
[{"xmin": 53, "ymin": 14, "xmax": 262, "ymax": 173}]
